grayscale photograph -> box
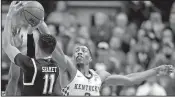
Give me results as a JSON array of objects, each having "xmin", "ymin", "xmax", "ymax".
[{"xmin": 1, "ymin": 0, "xmax": 175, "ymax": 96}]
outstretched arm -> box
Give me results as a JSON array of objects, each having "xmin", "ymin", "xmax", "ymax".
[
  {"xmin": 37, "ymin": 21, "xmax": 77, "ymax": 73},
  {"xmin": 101, "ymin": 65, "xmax": 174, "ymax": 86}
]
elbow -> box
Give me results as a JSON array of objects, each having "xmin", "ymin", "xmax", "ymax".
[
  {"xmin": 2, "ymin": 36, "xmax": 10, "ymax": 50},
  {"xmin": 2, "ymin": 39, "xmax": 8, "ymax": 50},
  {"xmin": 2, "ymin": 40, "xmax": 11, "ymax": 52}
]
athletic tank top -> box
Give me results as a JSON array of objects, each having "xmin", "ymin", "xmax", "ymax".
[{"xmin": 61, "ymin": 69, "xmax": 102, "ymax": 96}]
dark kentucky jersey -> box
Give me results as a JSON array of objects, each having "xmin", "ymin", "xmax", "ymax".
[{"xmin": 14, "ymin": 53, "xmax": 59, "ymax": 96}]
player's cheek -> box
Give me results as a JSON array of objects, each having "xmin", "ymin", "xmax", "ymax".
[{"xmin": 84, "ymin": 53, "xmax": 89, "ymax": 59}]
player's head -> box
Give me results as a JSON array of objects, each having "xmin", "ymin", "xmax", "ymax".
[
  {"xmin": 36, "ymin": 34, "xmax": 56, "ymax": 56},
  {"xmin": 72, "ymin": 44, "xmax": 92, "ymax": 67}
]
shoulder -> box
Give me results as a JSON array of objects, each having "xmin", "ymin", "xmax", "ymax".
[
  {"xmin": 14, "ymin": 53, "xmax": 30, "ymax": 62},
  {"xmin": 96, "ymin": 70, "xmax": 111, "ymax": 82},
  {"xmin": 14, "ymin": 53, "xmax": 33, "ymax": 70}
]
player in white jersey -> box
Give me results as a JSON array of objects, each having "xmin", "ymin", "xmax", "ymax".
[{"xmin": 51, "ymin": 42, "xmax": 174, "ymax": 96}]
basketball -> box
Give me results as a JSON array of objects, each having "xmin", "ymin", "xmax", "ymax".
[{"xmin": 21, "ymin": 1, "xmax": 44, "ymax": 27}]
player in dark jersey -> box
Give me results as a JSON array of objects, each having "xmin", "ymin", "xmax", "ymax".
[{"xmin": 2, "ymin": 1, "xmax": 60, "ymax": 96}]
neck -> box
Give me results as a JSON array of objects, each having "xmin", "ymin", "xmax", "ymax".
[
  {"xmin": 36, "ymin": 51, "xmax": 51, "ymax": 59},
  {"xmin": 77, "ymin": 63, "xmax": 90, "ymax": 77}
]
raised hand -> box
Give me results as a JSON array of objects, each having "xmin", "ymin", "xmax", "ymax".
[{"xmin": 156, "ymin": 65, "xmax": 174, "ymax": 76}]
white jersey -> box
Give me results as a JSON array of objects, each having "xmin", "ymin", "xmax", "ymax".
[{"xmin": 61, "ymin": 69, "xmax": 102, "ymax": 96}]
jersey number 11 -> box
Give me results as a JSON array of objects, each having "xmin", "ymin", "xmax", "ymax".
[{"xmin": 43, "ymin": 74, "xmax": 55, "ymax": 94}]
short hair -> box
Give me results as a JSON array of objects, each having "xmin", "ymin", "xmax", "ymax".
[
  {"xmin": 38, "ymin": 34, "xmax": 56, "ymax": 55},
  {"xmin": 74, "ymin": 44, "xmax": 92, "ymax": 57}
]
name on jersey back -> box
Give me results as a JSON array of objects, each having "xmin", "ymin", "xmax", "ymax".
[{"xmin": 42, "ymin": 67, "xmax": 57, "ymax": 72}]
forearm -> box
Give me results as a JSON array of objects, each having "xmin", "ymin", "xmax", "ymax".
[
  {"xmin": 2, "ymin": 16, "xmax": 12, "ymax": 48},
  {"xmin": 5, "ymin": 79, "xmax": 18, "ymax": 96},
  {"xmin": 37, "ymin": 21, "xmax": 50, "ymax": 34},
  {"xmin": 126, "ymin": 67, "xmax": 157, "ymax": 85},
  {"xmin": 52, "ymin": 44, "xmax": 67, "ymax": 70}
]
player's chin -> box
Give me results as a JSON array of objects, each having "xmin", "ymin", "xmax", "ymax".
[
  {"xmin": 76, "ymin": 61, "xmax": 84, "ymax": 66},
  {"xmin": 76, "ymin": 60, "xmax": 84, "ymax": 65}
]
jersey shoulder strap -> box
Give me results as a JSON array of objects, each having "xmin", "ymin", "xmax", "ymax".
[{"xmin": 89, "ymin": 69, "xmax": 98, "ymax": 76}]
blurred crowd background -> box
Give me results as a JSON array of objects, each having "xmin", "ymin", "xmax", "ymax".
[{"xmin": 2, "ymin": 0, "xmax": 175, "ymax": 96}]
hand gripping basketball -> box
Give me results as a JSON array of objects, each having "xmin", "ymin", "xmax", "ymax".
[{"xmin": 7, "ymin": 1, "xmax": 23, "ymax": 18}]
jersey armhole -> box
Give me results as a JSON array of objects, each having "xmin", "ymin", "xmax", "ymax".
[
  {"xmin": 23, "ymin": 58, "xmax": 37, "ymax": 85},
  {"xmin": 62, "ymin": 69, "xmax": 78, "ymax": 89}
]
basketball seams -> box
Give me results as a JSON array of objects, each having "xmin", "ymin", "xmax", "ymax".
[
  {"xmin": 22, "ymin": 10, "xmax": 31, "ymax": 26},
  {"xmin": 23, "ymin": 10, "xmax": 40, "ymax": 26},
  {"xmin": 23, "ymin": 7, "xmax": 44, "ymax": 12},
  {"xmin": 23, "ymin": 10, "xmax": 41, "ymax": 20}
]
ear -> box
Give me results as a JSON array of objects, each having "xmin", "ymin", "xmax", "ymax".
[{"xmin": 89, "ymin": 56, "xmax": 92, "ymax": 62}]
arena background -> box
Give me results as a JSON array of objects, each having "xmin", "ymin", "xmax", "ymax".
[{"xmin": 1, "ymin": 0, "xmax": 175, "ymax": 96}]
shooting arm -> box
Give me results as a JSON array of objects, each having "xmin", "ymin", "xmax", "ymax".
[
  {"xmin": 2, "ymin": 16, "xmax": 33, "ymax": 71},
  {"xmin": 2, "ymin": 16, "xmax": 21, "ymax": 63}
]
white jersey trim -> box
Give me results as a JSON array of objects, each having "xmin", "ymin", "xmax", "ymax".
[{"xmin": 23, "ymin": 58, "xmax": 37, "ymax": 85}]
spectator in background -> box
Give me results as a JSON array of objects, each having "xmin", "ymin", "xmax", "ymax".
[
  {"xmin": 76, "ymin": 26, "xmax": 96, "ymax": 57},
  {"xmin": 125, "ymin": 51, "xmax": 144, "ymax": 74},
  {"xmin": 108, "ymin": 36, "xmax": 126, "ymax": 74},
  {"xmin": 141, "ymin": 11, "xmax": 165, "ymax": 40},
  {"xmin": 120, "ymin": 86, "xmax": 136, "ymax": 96},
  {"xmin": 47, "ymin": 1, "xmax": 77, "ymax": 39},
  {"xmin": 127, "ymin": 1, "xmax": 153, "ymax": 27},
  {"xmin": 136, "ymin": 37, "xmax": 153, "ymax": 69},
  {"xmin": 47, "ymin": 1, "xmax": 69, "ymax": 24},
  {"xmin": 47, "ymin": 23, "xmax": 57, "ymax": 35},
  {"xmin": 100, "ymin": 86, "xmax": 112, "ymax": 96},
  {"xmin": 115, "ymin": 13, "xmax": 133, "ymax": 53},
  {"xmin": 1, "ymin": 61, "xmax": 10, "ymax": 91},
  {"xmin": 66, "ymin": 25, "xmax": 95, "ymax": 58},
  {"xmin": 151, "ymin": 11, "xmax": 165, "ymax": 39},
  {"xmin": 90, "ymin": 12, "xmax": 113, "ymax": 45},
  {"xmin": 132, "ymin": 29, "xmax": 154, "ymax": 70},
  {"xmin": 136, "ymin": 77, "xmax": 167, "ymax": 96},
  {"xmin": 94, "ymin": 42, "xmax": 110, "ymax": 71},
  {"xmin": 56, "ymin": 32, "xmax": 71, "ymax": 55},
  {"xmin": 150, "ymin": 39, "xmax": 175, "ymax": 69},
  {"xmin": 126, "ymin": 22, "xmax": 138, "ymax": 41},
  {"xmin": 169, "ymin": 13, "xmax": 175, "ymax": 34},
  {"xmin": 115, "ymin": 13, "xmax": 128, "ymax": 31},
  {"xmin": 161, "ymin": 28, "xmax": 174, "ymax": 44},
  {"xmin": 169, "ymin": 2, "xmax": 175, "ymax": 33}
]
